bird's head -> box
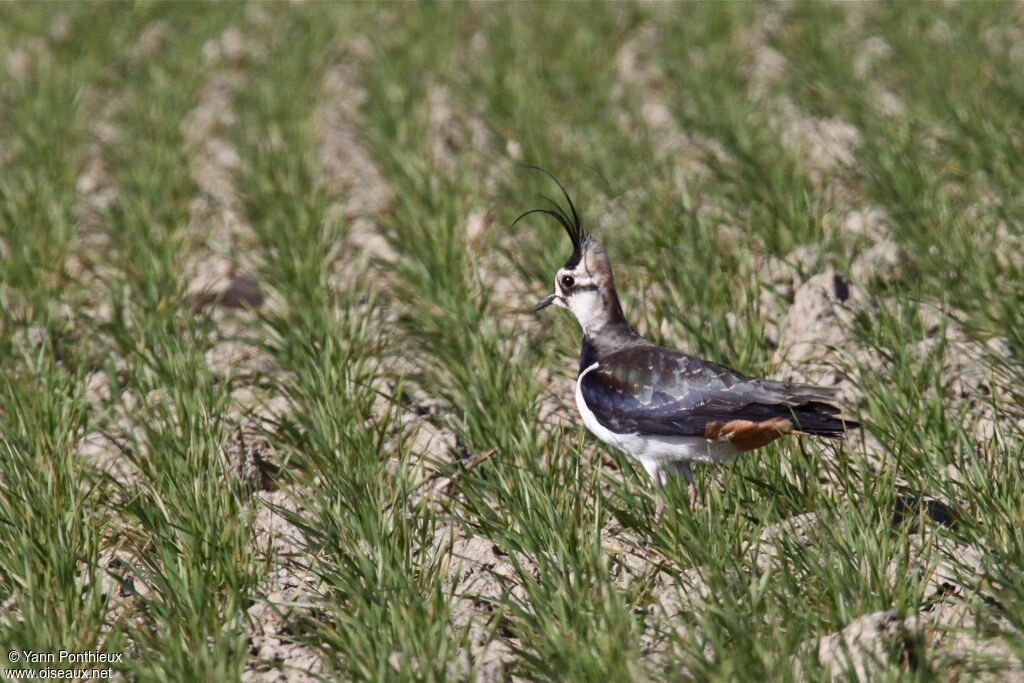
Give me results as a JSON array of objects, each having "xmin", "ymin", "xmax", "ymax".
[{"xmin": 517, "ymin": 168, "xmax": 627, "ymax": 336}]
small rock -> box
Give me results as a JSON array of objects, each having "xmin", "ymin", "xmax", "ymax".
[
  {"xmin": 928, "ymin": 19, "xmax": 953, "ymax": 45},
  {"xmin": 614, "ymin": 24, "xmax": 663, "ymax": 89},
  {"xmin": 187, "ymin": 257, "xmax": 263, "ymax": 309},
  {"xmin": 851, "ymin": 240, "xmax": 902, "ymax": 285},
  {"xmin": 342, "ymin": 217, "xmax": 397, "ymax": 265},
  {"xmin": 640, "ymin": 101, "xmax": 674, "ymax": 130},
  {"xmin": 891, "ymin": 495, "xmax": 960, "ymax": 531},
  {"xmin": 48, "ymin": 13, "xmax": 72, "ymax": 43},
  {"xmin": 778, "ymin": 105, "xmax": 861, "ymax": 173},
  {"xmin": 134, "ymin": 20, "xmax": 171, "ymax": 58},
  {"xmin": 773, "ymin": 271, "xmax": 855, "ymax": 376},
  {"xmin": 388, "ymin": 651, "xmax": 421, "ymax": 674},
  {"xmin": 228, "ymin": 438, "xmax": 279, "ymax": 493},
  {"xmin": 800, "ymin": 610, "xmax": 923, "ymax": 680},
  {"xmin": 829, "ymin": 207, "xmax": 891, "ymax": 243},
  {"xmin": 747, "ymin": 46, "xmax": 788, "ymax": 98},
  {"xmin": 853, "ymin": 36, "xmax": 892, "ymax": 79},
  {"xmin": 465, "ymin": 209, "xmax": 494, "ymax": 254},
  {"xmin": 715, "ymin": 224, "xmax": 747, "ymax": 251},
  {"xmin": 926, "ymin": 542, "xmax": 983, "ymax": 598},
  {"xmin": 505, "ymin": 139, "xmax": 523, "ymax": 161},
  {"xmin": 873, "ymin": 88, "xmax": 907, "ymax": 118}
]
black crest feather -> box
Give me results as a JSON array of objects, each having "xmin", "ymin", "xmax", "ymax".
[{"xmin": 513, "ymin": 166, "xmax": 587, "ymax": 263}]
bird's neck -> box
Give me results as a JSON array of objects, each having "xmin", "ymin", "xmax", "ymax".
[{"xmin": 579, "ymin": 288, "xmax": 641, "ymax": 370}]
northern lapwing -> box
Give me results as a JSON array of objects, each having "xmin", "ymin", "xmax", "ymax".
[{"xmin": 522, "ymin": 169, "xmax": 859, "ymax": 513}]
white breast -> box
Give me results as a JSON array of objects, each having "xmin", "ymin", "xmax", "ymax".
[{"xmin": 574, "ymin": 362, "xmax": 739, "ymax": 482}]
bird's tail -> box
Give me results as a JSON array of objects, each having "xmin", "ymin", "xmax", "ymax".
[
  {"xmin": 763, "ymin": 380, "xmax": 861, "ymax": 438},
  {"xmin": 789, "ymin": 409, "xmax": 861, "ymax": 439}
]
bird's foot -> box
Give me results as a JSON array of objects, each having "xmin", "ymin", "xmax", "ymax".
[{"xmin": 688, "ymin": 482, "xmax": 698, "ymax": 511}]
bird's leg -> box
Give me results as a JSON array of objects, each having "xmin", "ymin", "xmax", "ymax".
[
  {"xmin": 650, "ymin": 463, "xmax": 696, "ymax": 523},
  {"xmin": 678, "ymin": 462, "xmax": 698, "ymax": 511},
  {"xmin": 644, "ymin": 462, "xmax": 667, "ymax": 524},
  {"xmin": 653, "ymin": 492, "xmax": 666, "ymax": 524},
  {"xmin": 651, "ymin": 464, "xmax": 692, "ymax": 524}
]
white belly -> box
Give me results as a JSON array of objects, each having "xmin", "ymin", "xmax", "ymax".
[{"xmin": 575, "ymin": 362, "xmax": 739, "ymax": 482}]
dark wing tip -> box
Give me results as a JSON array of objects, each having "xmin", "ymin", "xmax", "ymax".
[{"xmin": 790, "ymin": 411, "xmax": 861, "ymax": 439}]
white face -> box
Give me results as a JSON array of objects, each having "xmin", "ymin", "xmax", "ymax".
[
  {"xmin": 550, "ymin": 266, "xmax": 606, "ymax": 332},
  {"xmin": 534, "ymin": 239, "xmax": 619, "ymax": 334}
]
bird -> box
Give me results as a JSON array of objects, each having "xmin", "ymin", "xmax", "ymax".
[{"xmin": 520, "ymin": 168, "xmax": 860, "ymax": 513}]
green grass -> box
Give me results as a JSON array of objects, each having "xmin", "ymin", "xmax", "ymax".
[{"xmin": 1, "ymin": 3, "xmax": 1022, "ymax": 680}]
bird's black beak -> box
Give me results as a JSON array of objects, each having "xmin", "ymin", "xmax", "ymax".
[{"xmin": 534, "ymin": 293, "xmax": 557, "ymax": 312}]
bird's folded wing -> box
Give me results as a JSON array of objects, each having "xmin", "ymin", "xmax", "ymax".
[{"xmin": 580, "ymin": 348, "xmax": 853, "ymax": 439}]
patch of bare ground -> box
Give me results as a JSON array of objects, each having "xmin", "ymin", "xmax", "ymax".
[
  {"xmin": 793, "ymin": 609, "xmax": 926, "ymax": 680},
  {"xmin": 739, "ymin": 3, "xmax": 788, "ymax": 100},
  {"xmin": 70, "ymin": 88, "xmax": 127, "ymax": 267},
  {"xmin": 983, "ymin": 24, "xmax": 1024, "ymax": 67},
  {"xmin": 181, "ymin": 13, "xmax": 276, "ymax": 319},
  {"xmin": 776, "ymin": 100, "xmax": 862, "ymax": 187},
  {"xmin": 807, "ymin": 207, "xmax": 906, "ymax": 291},
  {"xmin": 421, "ymin": 78, "xmax": 527, "ymax": 362},
  {"xmin": 772, "ymin": 269, "xmax": 866, "ymax": 394},
  {"xmin": 245, "ymin": 485, "xmax": 323, "ymax": 683},
  {"xmin": 312, "ymin": 41, "xmax": 429, "ymax": 457},
  {"xmin": 179, "ymin": 20, "xmax": 284, "ymax": 432},
  {"xmin": 214, "ymin": 427, "xmax": 323, "ymax": 681},
  {"xmin": 752, "ymin": 507, "xmax": 1016, "ymax": 678},
  {"xmin": 848, "ymin": 34, "xmax": 907, "ymax": 118},
  {"xmin": 366, "ymin": 67, "xmax": 537, "ymax": 507},
  {"xmin": 612, "ymin": 23, "xmax": 732, "ymax": 191},
  {"xmin": 752, "ymin": 216, "xmax": 1016, "ymax": 496},
  {"xmin": 315, "ymin": 37, "xmax": 394, "ymax": 276},
  {"xmin": 794, "ymin": 605, "xmax": 1022, "ymax": 680},
  {"xmin": 423, "ymin": 22, "xmax": 511, "ymax": 190},
  {"xmin": 61, "ymin": 56, "xmax": 140, "ymax": 322},
  {"xmin": 966, "ymin": 195, "xmax": 1024, "ymax": 272},
  {"xmin": 740, "ymin": 6, "xmax": 865, "ymax": 199},
  {"xmin": 442, "ymin": 529, "xmax": 521, "ymax": 680},
  {"xmin": 907, "ymin": 303, "xmax": 1018, "ymax": 444},
  {"xmin": 182, "ymin": 25, "xmax": 264, "ymax": 313},
  {"xmin": 63, "ymin": 27, "xmax": 147, "ymax": 493},
  {"xmin": 169, "ymin": 21, "xmax": 326, "ymax": 680},
  {"xmin": 310, "ymin": 40, "xmax": 468, "ymax": 502},
  {"xmin": 754, "ymin": 512, "xmax": 824, "ymax": 572},
  {"xmin": 760, "ymin": 198, "xmax": 1013, "ymax": 423},
  {"xmin": 4, "ymin": 35, "xmax": 53, "ymax": 86},
  {"xmin": 605, "ymin": 530, "xmax": 707, "ymax": 664},
  {"xmin": 425, "ymin": 82, "xmax": 494, "ymax": 176},
  {"xmin": 741, "ymin": 208, "xmax": 901, "ymax": 356}
]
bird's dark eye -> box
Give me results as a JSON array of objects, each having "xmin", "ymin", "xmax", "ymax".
[{"xmin": 560, "ymin": 275, "xmax": 575, "ymax": 290}]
